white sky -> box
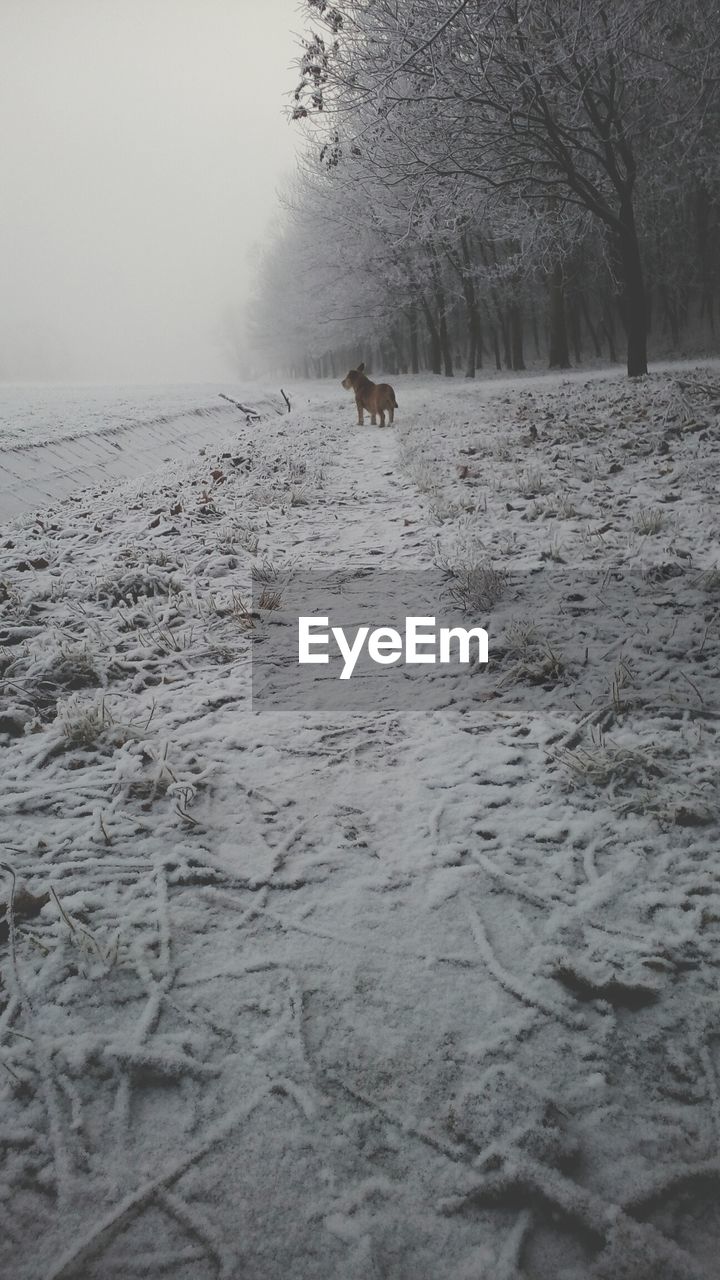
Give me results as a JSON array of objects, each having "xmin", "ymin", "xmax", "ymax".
[{"xmin": 0, "ymin": 0, "xmax": 301, "ymax": 382}]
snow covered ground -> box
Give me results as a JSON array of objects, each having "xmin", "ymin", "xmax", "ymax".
[
  {"xmin": 0, "ymin": 384, "xmax": 287, "ymax": 522},
  {"xmin": 1, "ymin": 365, "xmax": 720, "ymax": 1279}
]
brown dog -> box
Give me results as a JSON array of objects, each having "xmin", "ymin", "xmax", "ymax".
[{"xmin": 341, "ymin": 362, "xmax": 398, "ymax": 427}]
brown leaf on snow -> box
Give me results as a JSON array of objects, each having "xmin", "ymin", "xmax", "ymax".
[
  {"xmin": 0, "ymin": 885, "xmax": 50, "ymax": 947},
  {"xmin": 16, "ymin": 557, "xmax": 49, "ymax": 571}
]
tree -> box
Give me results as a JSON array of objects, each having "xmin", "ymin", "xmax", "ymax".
[{"xmin": 292, "ymin": 0, "xmax": 720, "ymax": 378}]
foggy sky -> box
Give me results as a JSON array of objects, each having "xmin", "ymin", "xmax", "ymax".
[{"xmin": 0, "ymin": 0, "xmax": 300, "ymax": 383}]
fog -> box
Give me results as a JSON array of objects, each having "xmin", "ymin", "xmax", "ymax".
[{"xmin": 0, "ymin": 0, "xmax": 300, "ymax": 383}]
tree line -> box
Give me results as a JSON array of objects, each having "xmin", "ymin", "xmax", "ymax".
[{"xmin": 248, "ymin": 0, "xmax": 720, "ymax": 380}]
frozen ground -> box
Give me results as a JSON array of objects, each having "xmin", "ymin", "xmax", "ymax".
[
  {"xmin": 0, "ymin": 383, "xmax": 286, "ymax": 450},
  {"xmin": 1, "ymin": 365, "xmax": 720, "ymax": 1279},
  {"xmin": 0, "ymin": 384, "xmax": 287, "ymax": 522}
]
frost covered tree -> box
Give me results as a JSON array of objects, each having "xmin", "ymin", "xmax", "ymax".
[
  {"xmin": 247, "ymin": 0, "xmax": 720, "ymax": 379},
  {"xmin": 242, "ymin": 1, "xmax": 717, "ymax": 378}
]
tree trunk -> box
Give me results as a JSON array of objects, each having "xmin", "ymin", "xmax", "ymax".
[
  {"xmin": 579, "ymin": 292, "xmax": 602, "ymax": 358},
  {"xmin": 406, "ymin": 307, "xmax": 420, "ymax": 373},
  {"xmin": 477, "ymin": 236, "xmax": 508, "ymax": 368},
  {"xmin": 465, "ymin": 315, "xmax": 478, "ymax": 378},
  {"xmin": 530, "ymin": 299, "xmax": 541, "ymax": 359},
  {"xmin": 460, "ymin": 282, "xmax": 480, "ymax": 377},
  {"xmin": 510, "ymin": 302, "xmax": 525, "ymax": 371},
  {"xmin": 548, "ymin": 263, "xmax": 571, "ymax": 369},
  {"xmin": 438, "ymin": 305, "xmax": 454, "ymax": 376},
  {"xmin": 695, "ymin": 184, "xmax": 715, "ymax": 335},
  {"xmin": 427, "ymin": 251, "xmax": 453, "ymax": 377},
  {"xmin": 420, "ymin": 294, "xmax": 442, "ymax": 374},
  {"xmin": 431, "ymin": 264, "xmax": 454, "ymax": 377},
  {"xmin": 392, "ymin": 328, "xmax": 408, "ymax": 374},
  {"xmin": 616, "ymin": 200, "xmax": 648, "ymax": 376},
  {"xmin": 569, "ymin": 299, "xmax": 583, "ymax": 364},
  {"xmin": 502, "ymin": 319, "xmax": 511, "ymax": 369},
  {"xmin": 491, "ymin": 327, "xmax": 502, "ymax": 371},
  {"xmin": 459, "ymin": 235, "xmax": 482, "ymax": 377},
  {"xmin": 660, "ymin": 285, "xmax": 680, "ymax": 348}
]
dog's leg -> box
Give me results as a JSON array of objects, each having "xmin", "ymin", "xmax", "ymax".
[
  {"xmin": 356, "ymin": 397, "xmax": 364, "ymax": 426},
  {"xmin": 371, "ymin": 413, "xmax": 377, "ymax": 425},
  {"xmin": 379, "ymin": 410, "xmax": 386, "ymax": 427}
]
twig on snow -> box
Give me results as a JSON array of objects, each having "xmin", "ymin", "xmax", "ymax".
[
  {"xmin": 46, "ymin": 1083, "xmax": 282, "ymax": 1280},
  {"xmin": 465, "ymin": 902, "xmax": 584, "ymax": 1031},
  {"xmin": 218, "ymin": 393, "xmax": 261, "ymax": 421},
  {"xmin": 1, "ymin": 864, "xmax": 73, "ymax": 1207},
  {"xmin": 441, "ymin": 1153, "xmax": 712, "ymax": 1280}
]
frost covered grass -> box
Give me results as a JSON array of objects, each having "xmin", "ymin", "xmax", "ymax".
[
  {"xmin": 551, "ymin": 733, "xmax": 665, "ymax": 790},
  {"xmin": 632, "ymin": 506, "xmax": 667, "ymax": 535},
  {"xmin": 443, "ymin": 560, "xmax": 507, "ymax": 614},
  {"xmin": 58, "ymin": 695, "xmax": 153, "ymax": 751},
  {"xmin": 0, "ymin": 368, "xmax": 720, "ymax": 1279},
  {"xmin": 517, "ymin": 465, "xmax": 553, "ymax": 497}
]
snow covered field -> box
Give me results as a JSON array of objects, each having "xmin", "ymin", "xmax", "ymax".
[
  {"xmin": 0, "ymin": 385, "xmax": 288, "ymax": 522},
  {"xmin": 0, "ymin": 385, "xmax": 244, "ymax": 451},
  {"xmin": 1, "ymin": 366, "xmax": 720, "ymax": 1279}
]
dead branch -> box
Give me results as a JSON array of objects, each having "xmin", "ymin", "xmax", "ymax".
[{"xmin": 218, "ymin": 393, "xmax": 261, "ymax": 421}]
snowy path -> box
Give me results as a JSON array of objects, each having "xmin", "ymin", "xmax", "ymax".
[{"xmin": 1, "ymin": 370, "xmax": 720, "ymax": 1278}]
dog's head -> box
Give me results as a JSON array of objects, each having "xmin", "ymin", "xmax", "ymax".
[{"xmin": 341, "ymin": 362, "xmax": 365, "ymax": 390}]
